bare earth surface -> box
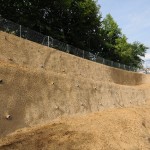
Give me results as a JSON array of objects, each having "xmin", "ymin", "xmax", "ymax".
[
  {"xmin": 1, "ymin": 104, "xmax": 150, "ymax": 150},
  {"xmin": 1, "ymin": 31, "xmax": 150, "ymax": 150}
]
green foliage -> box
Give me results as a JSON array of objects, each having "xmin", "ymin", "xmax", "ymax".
[
  {"xmin": 129, "ymin": 42, "xmax": 148, "ymax": 68},
  {"xmin": 0, "ymin": 0, "xmax": 102, "ymax": 50},
  {"xmin": 98, "ymin": 14, "xmax": 148, "ymax": 68},
  {"xmin": 98, "ymin": 14, "xmax": 122, "ymax": 61},
  {"xmin": 65, "ymin": 0, "xmax": 102, "ymax": 50},
  {"xmin": 115, "ymin": 35, "xmax": 132, "ymax": 63}
]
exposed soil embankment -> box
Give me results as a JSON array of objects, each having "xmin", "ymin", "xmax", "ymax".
[
  {"xmin": 1, "ymin": 30, "xmax": 150, "ymax": 150},
  {"xmin": 1, "ymin": 105, "xmax": 150, "ymax": 150},
  {"xmin": 0, "ymin": 61, "xmax": 150, "ymax": 138},
  {"xmin": 0, "ymin": 31, "xmax": 148, "ymax": 86}
]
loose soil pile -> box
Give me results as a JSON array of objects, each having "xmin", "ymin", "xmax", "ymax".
[{"xmin": 1, "ymin": 104, "xmax": 150, "ymax": 150}]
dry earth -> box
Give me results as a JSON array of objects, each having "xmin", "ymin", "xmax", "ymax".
[
  {"xmin": 1, "ymin": 104, "xmax": 150, "ymax": 150},
  {"xmin": 1, "ymin": 31, "xmax": 150, "ymax": 150}
]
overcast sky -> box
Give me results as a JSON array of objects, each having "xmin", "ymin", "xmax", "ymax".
[{"xmin": 98, "ymin": 0, "xmax": 150, "ymax": 65}]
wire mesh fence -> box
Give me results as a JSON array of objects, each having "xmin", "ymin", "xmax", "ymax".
[{"xmin": 0, "ymin": 16, "xmax": 136, "ymax": 71}]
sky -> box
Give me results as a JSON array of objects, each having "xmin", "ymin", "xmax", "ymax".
[{"xmin": 98, "ymin": 0, "xmax": 150, "ymax": 67}]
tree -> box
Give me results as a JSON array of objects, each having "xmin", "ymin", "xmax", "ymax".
[
  {"xmin": 115, "ymin": 35, "xmax": 132, "ymax": 64},
  {"xmin": 65, "ymin": 0, "xmax": 102, "ymax": 50},
  {"xmin": 99, "ymin": 14, "xmax": 122, "ymax": 61},
  {"xmin": 99, "ymin": 14, "xmax": 148, "ymax": 68},
  {"xmin": 129, "ymin": 42, "xmax": 148, "ymax": 68}
]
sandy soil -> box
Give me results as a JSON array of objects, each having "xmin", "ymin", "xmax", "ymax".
[
  {"xmin": 1, "ymin": 31, "xmax": 150, "ymax": 150},
  {"xmin": 1, "ymin": 104, "xmax": 150, "ymax": 150},
  {"xmin": 0, "ymin": 31, "xmax": 149, "ymax": 86}
]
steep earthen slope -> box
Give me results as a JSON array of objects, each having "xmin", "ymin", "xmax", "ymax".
[
  {"xmin": 0, "ymin": 61, "xmax": 150, "ymax": 138},
  {"xmin": 1, "ymin": 31, "xmax": 150, "ymax": 150},
  {"xmin": 0, "ymin": 31, "xmax": 149, "ymax": 86}
]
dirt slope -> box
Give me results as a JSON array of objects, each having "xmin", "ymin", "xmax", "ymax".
[
  {"xmin": 1, "ymin": 31, "xmax": 150, "ymax": 149},
  {"xmin": 1, "ymin": 60, "xmax": 150, "ymax": 138},
  {"xmin": 0, "ymin": 31, "xmax": 149, "ymax": 86},
  {"xmin": 1, "ymin": 104, "xmax": 150, "ymax": 150}
]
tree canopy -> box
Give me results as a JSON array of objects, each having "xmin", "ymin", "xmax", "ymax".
[
  {"xmin": 0, "ymin": 0, "xmax": 148, "ymax": 68},
  {"xmin": 98, "ymin": 14, "xmax": 148, "ymax": 68}
]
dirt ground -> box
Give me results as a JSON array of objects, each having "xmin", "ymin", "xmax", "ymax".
[
  {"xmin": 1, "ymin": 103, "xmax": 150, "ymax": 150},
  {"xmin": 1, "ymin": 31, "xmax": 150, "ymax": 150}
]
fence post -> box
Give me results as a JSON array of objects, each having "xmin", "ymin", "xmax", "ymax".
[
  {"xmin": 83, "ymin": 50, "xmax": 84, "ymax": 58},
  {"xmin": 19, "ymin": 25, "xmax": 21, "ymax": 37},
  {"xmin": 67, "ymin": 44, "xmax": 69, "ymax": 53},
  {"xmin": 118, "ymin": 63, "xmax": 120, "ymax": 68},
  {"xmin": 47, "ymin": 36, "xmax": 49, "ymax": 47},
  {"xmin": 111, "ymin": 61, "xmax": 113, "ymax": 66},
  {"xmin": 102, "ymin": 58, "xmax": 105, "ymax": 64},
  {"xmin": 51, "ymin": 37, "xmax": 53, "ymax": 47}
]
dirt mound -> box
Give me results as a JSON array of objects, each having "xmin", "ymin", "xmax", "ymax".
[{"xmin": 1, "ymin": 104, "xmax": 150, "ymax": 150}]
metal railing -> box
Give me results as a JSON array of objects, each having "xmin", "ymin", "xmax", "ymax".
[{"xmin": 0, "ymin": 16, "xmax": 136, "ymax": 71}]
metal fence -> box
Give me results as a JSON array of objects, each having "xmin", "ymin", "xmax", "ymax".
[{"xmin": 0, "ymin": 16, "xmax": 136, "ymax": 71}]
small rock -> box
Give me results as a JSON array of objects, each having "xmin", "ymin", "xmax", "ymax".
[{"xmin": 6, "ymin": 115, "xmax": 11, "ymax": 120}]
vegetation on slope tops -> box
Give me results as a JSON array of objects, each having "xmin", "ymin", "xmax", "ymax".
[{"xmin": 0, "ymin": 0, "xmax": 148, "ymax": 68}]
